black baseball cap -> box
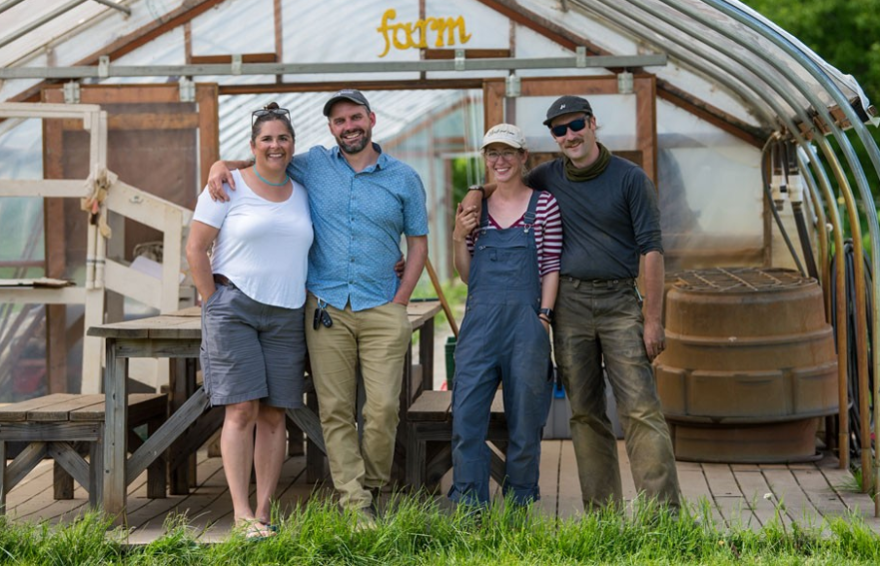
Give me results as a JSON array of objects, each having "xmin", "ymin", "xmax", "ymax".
[
  {"xmin": 543, "ymin": 95, "xmax": 593, "ymax": 126},
  {"xmin": 323, "ymin": 89, "xmax": 372, "ymax": 117}
]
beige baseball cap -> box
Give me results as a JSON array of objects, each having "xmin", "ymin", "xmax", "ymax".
[{"xmin": 480, "ymin": 123, "xmax": 527, "ymax": 150}]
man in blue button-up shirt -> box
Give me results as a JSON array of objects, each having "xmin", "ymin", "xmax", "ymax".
[{"xmin": 208, "ymin": 91, "xmax": 428, "ymax": 522}]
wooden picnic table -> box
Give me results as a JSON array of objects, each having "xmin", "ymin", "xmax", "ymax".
[{"xmin": 87, "ymin": 299, "xmax": 441, "ymax": 519}]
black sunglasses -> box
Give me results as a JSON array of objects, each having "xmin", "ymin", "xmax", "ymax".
[
  {"xmin": 550, "ymin": 116, "xmax": 589, "ymax": 138},
  {"xmin": 252, "ymin": 107, "xmax": 291, "ymax": 126}
]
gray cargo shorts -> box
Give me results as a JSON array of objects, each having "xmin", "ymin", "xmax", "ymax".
[{"xmin": 200, "ymin": 282, "xmax": 306, "ymax": 409}]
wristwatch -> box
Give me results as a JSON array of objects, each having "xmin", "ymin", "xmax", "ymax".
[
  {"xmin": 468, "ymin": 184, "xmax": 485, "ymax": 194},
  {"xmin": 538, "ymin": 307, "xmax": 554, "ymax": 321}
]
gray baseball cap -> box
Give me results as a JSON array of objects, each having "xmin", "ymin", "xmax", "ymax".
[
  {"xmin": 323, "ymin": 89, "xmax": 372, "ymax": 117},
  {"xmin": 543, "ymin": 95, "xmax": 593, "ymax": 126}
]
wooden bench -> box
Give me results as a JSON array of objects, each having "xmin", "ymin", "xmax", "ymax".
[
  {"xmin": 0, "ymin": 393, "xmax": 167, "ymax": 514},
  {"xmin": 405, "ymin": 390, "xmax": 508, "ymax": 491}
]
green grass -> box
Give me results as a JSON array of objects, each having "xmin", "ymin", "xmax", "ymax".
[{"xmin": 3, "ymin": 496, "xmax": 880, "ymax": 565}]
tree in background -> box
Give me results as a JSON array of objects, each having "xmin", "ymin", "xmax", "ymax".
[
  {"xmin": 743, "ymin": 0, "xmax": 880, "ymax": 99},
  {"xmin": 743, "ymin": 0, "xmax": 880, "ymax": 243}
]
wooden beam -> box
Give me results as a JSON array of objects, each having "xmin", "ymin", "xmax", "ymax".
[
  {"xmin": 475, "ymin": 0, "xmax": 605, "ymax": 57},
  {"xmin": 657, "ymin": 81, "xmax": 768, "ymax": 148},
  {"xmin": 0, "ymin": 287, "xmax": 86, "ymax": 305},
  {"xmin": 219, "ymin": 78, "xmax": 484, "ymax": 95},
  {"xmin": 47, "ymin": 441, "xmax": 90, "ymax": 491},
  {"xmin": 43, "ymin": 83, "xmax": 183, "ymax": 104},
  {"xmin": 76, "ymin": 0, "xmax": 226, "ymax": 67},
  {"xmin": 58, "ymin": 113, "xmax": 199, "ymax": 131},
  {"xmin": 190, "ymin": 53, "xmax": 277, "ymax": 65},
  {"xmin": 6, "ymin": 0, "xmax": 226, "ymax": 104},
  {"xmin": 0, "ymin": 261, "xmax": 43, "ymax": 268},
  {"xmin": 0, "ymin": 179, "xmax": 91, "ymax": 198},
  {"xmin": 196, "ymin": 84, "xmax": 220, "ymax": 192},
  {"xmin": 634, "ymin": 76, "xmax": 658, "ymax": 183},
  {"xmin": 475, "ymin": 0, "xmax": 769, "ymax": 146},
  {"xmin": 424, "ymin": 49, "xmax": 511, "ymax": 60},
  {"xmin": 5, "ymin": 443, "xmax": 48, "ymax": 489},
  {"xmin": 3, "ymin": 0, "xmax": 768, "ymax": 148},
  {"xmin": 184, "ymin": 22, "xmax": 192, "ymax": 66},
  {"xmin": 41, "ymin": 107, "xmax": 67, "ymax": 394},
  {"xmin": 274, "ymin": 0, "xmax": 283, "ymax": 84}
]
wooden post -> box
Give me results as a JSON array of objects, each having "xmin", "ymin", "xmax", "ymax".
[
  {"xmin": 102, "ymin": 338, "xmax": 128, "ymax": 520},
  {"xmin": 425, "ymin": 257, "xmax": 458, "ymax": 338}
]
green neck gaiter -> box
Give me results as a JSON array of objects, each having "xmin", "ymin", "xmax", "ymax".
[{"xmin": 564, "ymin": 143, "xmax": 612, "ymax": 182}]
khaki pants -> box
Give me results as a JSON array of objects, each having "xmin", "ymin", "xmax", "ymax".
[{"xmin": 305, "ymin": 294, "xmax": 411, "ymax": 510}]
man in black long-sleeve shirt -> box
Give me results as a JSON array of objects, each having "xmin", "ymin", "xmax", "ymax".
[{"xmin": 462, "ymin": 95, "xmax": 679, "ymax": 512}]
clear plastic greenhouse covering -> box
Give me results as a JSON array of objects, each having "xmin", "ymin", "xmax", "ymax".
[
  {"xmin": 1, "ymin": 0, "xmax": 879, "ymax": 425},
  {"xmin": 0, "ymin": 0, "xmax": 874, "ymax": 129}
]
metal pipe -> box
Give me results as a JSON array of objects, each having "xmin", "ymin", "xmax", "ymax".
[
  {"xmin": 90, "ymin": 0, "xmax": 131, "ymax": 15},
  {"xmin": 699, "ymin": 0, "xmax": 880, "ymax": 505},
  {"xmin": 582, "ymin": 0, "xmax": 842, "ymax": 296},
  {"xmin": 0, "ymin": 53, "xmax": 669, "ymax": 80},
  {"xmin": 792, "ymin": 201, "xmax": 819, "ymax": 280},
  {"xmin": 642, "ymin": 0, "xmax": 875, "ymax": 494},
  {"xmin": 799, "ymin": 157, "xmax": 830, "ymax": 313},
  {"xmin": 803, "ymin": 166, "xmax": 828, "ymax": 285},
  {"xmin": 0, "ymin": 0, "xmax": 87, "ymax": 50},
  {"xmin": 814, "ymin": 134, "xmax": 871, "ymax": 486},
  {"xmin": 801, "ymin": 144, "xmax": 850, "ymax": 466},
  {"xmin": 570, "ymin": 0, "xmax": 780, "ymax": 127},
  {"xmin": 0, "ymin": 0, "xmax": 25, "ymax": 14}
]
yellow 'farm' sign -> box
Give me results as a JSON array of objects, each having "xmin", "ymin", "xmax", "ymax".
[{"xmin": 377, "ymin": 9, "xmax": 472, "ymax": 58}]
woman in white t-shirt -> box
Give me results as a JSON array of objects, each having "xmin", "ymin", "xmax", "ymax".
[{"xmin": 186, "ymin": 103, "xmax": 313, "ymax": 540}]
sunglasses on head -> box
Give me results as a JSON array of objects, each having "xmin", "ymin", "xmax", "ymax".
[
  {"xmin": 549, "ymin": 116, "xmax": 590, "ymax": 138},
  {"xmin": 252, "ymin": 107, "xmax": 291, "ymax": 126}
]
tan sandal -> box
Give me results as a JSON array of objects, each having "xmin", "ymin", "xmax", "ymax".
[{"xmin": 236, "ymin": 518, "xmax": 276, "ymax": 541}]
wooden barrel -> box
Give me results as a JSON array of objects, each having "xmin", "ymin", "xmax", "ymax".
[{"xmin": 654, "ymin": 267, "xmax": 838, "ymax": 463}]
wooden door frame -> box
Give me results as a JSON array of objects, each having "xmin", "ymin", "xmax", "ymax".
[
  {"xmin": 483, "ymin": 75, "xmax": 658, "ymax": 184},
  {"xmin": 40, "ymin": 83, "xmax": 218, "ymax": 393}
]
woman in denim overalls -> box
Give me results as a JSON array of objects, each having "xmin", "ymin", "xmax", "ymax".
[{"xmin": 449, "ymin": 124, "xmax": 562, "ymax": 507}]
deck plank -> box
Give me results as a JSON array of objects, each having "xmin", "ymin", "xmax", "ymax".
[
  {"xmin": 556, "ymin": 440, "xmax": 583, "ymax": 519},
  {"xmin": 126, "ymin": 453, "xmax": 227, "ymax": 531},
  {"xmin": 814, "ymin": 457, "xmax": 880, "ymax": 530},
  {"xmin": 702, "ymin": 463, "xmax": 759, "ymax": 531},
  {"xmin": 762, "ymin": 468, "xmax": 823, "ymax": 527},
  {"xmin": 731, "ymin": 466, "xmax": 793, "ymax": 530},
  {"xmin": 616, "ymin": 441, "xmax": 637, "ymax": 502},
  {"xmin": 6, "ymin": 440, "xmax": 880, "ymax": 539},
  {"xmin": 536, "ymin": 439, "xmax": 560, "ymax": 518},
  {"xmin": 676, "ymin": 463, "xmax": 725, "ymax": 528}
]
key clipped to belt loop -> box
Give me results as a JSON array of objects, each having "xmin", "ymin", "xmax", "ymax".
[{"xmin": 313, "ymin": 298, "xmax": 334, "ymax": 330}]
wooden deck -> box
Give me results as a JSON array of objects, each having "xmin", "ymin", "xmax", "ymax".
[{"xmin": 4, "ymin": 440, "xmax": 879, "ymax": 541}]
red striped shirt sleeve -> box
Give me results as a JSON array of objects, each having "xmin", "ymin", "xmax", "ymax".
[{"xmin": 536, "ymin": 192, "xmax": 563, "ymax": 276}]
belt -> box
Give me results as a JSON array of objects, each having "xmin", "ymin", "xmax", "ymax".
[
  {"xmin": 565, "ymin": 276, "xmax": 634, "ymax": 289},
  {"xmin": 213, "ymin": 274, "xmax": 236, "ymax": 289}
]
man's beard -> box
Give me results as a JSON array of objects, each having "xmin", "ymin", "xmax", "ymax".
[{"xmin": 337, "ymin": 129, "xmax": 370, "ymax": 155}]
